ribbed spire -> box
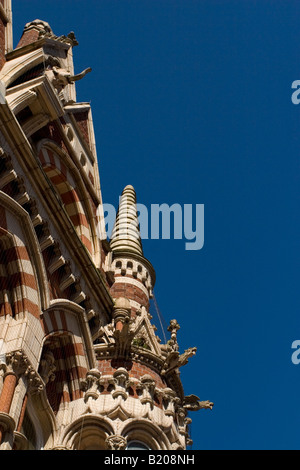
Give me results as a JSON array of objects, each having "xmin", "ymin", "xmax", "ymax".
[{"xmin": 110, "ymin": 185, "xmax": 144, "ymax": 256}]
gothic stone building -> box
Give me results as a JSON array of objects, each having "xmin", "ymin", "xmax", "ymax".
[{"xmin": 0, "ymin": 2, "xmax": 212, "ymax": 450}]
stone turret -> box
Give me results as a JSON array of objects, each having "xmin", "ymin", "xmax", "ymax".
[{"xmin": 109, "ymin": 185, "xmax": 155, "ymax": 316}]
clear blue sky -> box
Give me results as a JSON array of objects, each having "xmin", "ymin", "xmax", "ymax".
[{"xmin": 12, "ymin": 0, "xmax": 300, "ymax": 450}]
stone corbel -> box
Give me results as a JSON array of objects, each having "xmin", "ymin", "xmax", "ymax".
[
  {"xmin": 81, "ymin": 369, "xmax": 102, "ymax": 401},
  {"xmin": 107, "ymin": 367, "xmax": 133, "ymax": 400},
  {"xmin": 38, "ymin": 350, "xmax": 56, "ymax": 386},
  {"xmin": 106, "ymin": 434, "xmax": 127, "ymax": 451},
  {"xmin": 6, "ymin": 351, "xmax": 44, "ymax": 395},
  {"xmin": 167, "ymin": 319, "xmax": 180, "ymax": 352},
  {"xmin": 136, "ymin": 375, "xmax": 156, "ymax": 407},
  {"xmin": 45, "ymin": 66, "xmax": 92, "ymax": 93},
  {"xmin": 175, "ymin": 406, "xmax": 192, "ymax": 445},
  {"xmin": 24, "ymin": 366, "xmax": 44, "ymax": 395}
]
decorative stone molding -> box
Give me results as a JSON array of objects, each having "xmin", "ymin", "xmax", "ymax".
[
  {"xmin": 136, "ymin": 375, "xmax": 156, "ymax": 407},
  {"xmin": 106, "ymin": 434, "xmax": 127, "ymax": 451},
  {"xmin": 24, "ymin": 19, "xmax": 53, "ymax": 35},
  {"xmin": 113, "ymin": 297, "xmax": 131, "ymax": 328},
  {"xmin": 6, "ymin": 351, "xmax": 44, "ymax": 394},
  {"xmin": 112, "ymin": 298, "xmax": 135, "ymax": 359}
]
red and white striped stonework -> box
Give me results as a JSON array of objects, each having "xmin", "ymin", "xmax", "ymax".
[
  {"xmin": 38, "ymin": 147, "xmax": 93, "ymax": 255},
  {"xmin": 0, "ymin": 212, "xmax": 40, "ymax": 319},
  {"xmin": 42, "ymin": 308, "xmax": 88, "ymax": 413}
]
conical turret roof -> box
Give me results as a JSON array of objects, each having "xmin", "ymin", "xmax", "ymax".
[{"xmin": 110, "ymin": 185, "xmax": 144, "ymax": 256}]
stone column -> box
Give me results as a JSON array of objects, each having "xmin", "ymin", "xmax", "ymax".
[
  {"xmin": 0, "ymin": 371, "xmax": 17, "ymax": 444},
  {"xmin": 16, "ymin": 393, "xmax": 28, "ymax": 433}
]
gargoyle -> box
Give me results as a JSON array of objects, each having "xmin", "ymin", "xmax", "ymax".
[
  {"xmin": 161, "ymin": 346, "xmax": 197, "ymax": 376},
  {"xmin": 46, "ymin": 66, "xmax": 92, "ymax": 92},
  {"xmin": 183, "ymin": 394, "xmax": 214, "ymax": 411},
  {"xmin": 177, "ymin": 347, "xmax": 197, "ymax": 367}
]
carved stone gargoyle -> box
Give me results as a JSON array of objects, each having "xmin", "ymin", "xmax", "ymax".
[
  {"xmin": 161, "ymin": 319, "xmax": 197, "ymax": 375},
  {"xmin": 183, "ymin": 394, "xmax": 214, "ymax": 411},
  {"xmin": 161, "ymin": 347, "xmax": 197, "ymax": 376}
]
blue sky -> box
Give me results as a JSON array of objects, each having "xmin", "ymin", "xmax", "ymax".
[{"xmin": 12, "ymin": 1, "xmax": 300, "ymax": 450}]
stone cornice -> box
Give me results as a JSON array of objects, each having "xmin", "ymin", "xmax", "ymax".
[{"xmin": 6, "ymin": 37, "xmax": 70, "ymax": 62}]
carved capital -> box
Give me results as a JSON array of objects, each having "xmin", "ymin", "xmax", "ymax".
[
  {"xmin": 106, "ymin": 434, "xmax": 127, "ymax": 451},
  {"xmin": 108, "ymin": 368, "xmax": 131, "ymax": 400},
  {"xmin": 5, "ymin": 351, "xmax": 44, "ymax": 393},
  {"xmin": 113, "ymin": 298, "xmax": 131, "ymax": 326}
]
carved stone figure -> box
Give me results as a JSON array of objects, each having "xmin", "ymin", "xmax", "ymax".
[
  {"xmin": 45, "ymin": 66, "xmax": 92, "ymax": 92},
  {"xmin": 183, "ymin": 394, "xmax": 214, "ymax": 411},
  {"xmin": 161, "ymin": 347, "xmax": 197, "ymax": 376},
  {"xmin": 39, "ymin": 350, "xmax": 56, "ymax": 385}
]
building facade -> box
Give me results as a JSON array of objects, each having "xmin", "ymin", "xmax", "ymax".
[{"xmin": 0, "ymin": 2, "xmax": 212, "ymax": 450}]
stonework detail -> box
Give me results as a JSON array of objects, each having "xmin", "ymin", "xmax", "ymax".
[
  {"xmin": 0, "ymin": 4, "xmax": 213, "ymax": 451},
  {"xmin": 106, "ymin": 434, "xmax": 127, "ymax": 451}
]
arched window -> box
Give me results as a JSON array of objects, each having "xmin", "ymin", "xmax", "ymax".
[{"xmin": 126, "ymin": 440, "xmax": 150, "ymax": 451}]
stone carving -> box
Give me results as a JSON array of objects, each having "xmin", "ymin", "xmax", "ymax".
[
  {"xmin": 108, "ymin": 368, "xmax": 131, "ymax": 400},
  {"xmin": 81, "ymin": 369, "xmax": 102, "ymax": 401},
  {"xmin": 183, "ymin": 394, "xmax": 214, "ymax": 411},
  {"xmin": 24, "ymin": 19, "xmax": 53, "ymax": 34},
  {"xmin": 39, "ymin": 350, "xmax": 56, "ymax": 385},
  {"xmin": 161, "ymin": 388, "xmax": 180, "ymax": 417},
  {"xmin": 23, "ymin": 20, "xmax": 78, "ymax": 47},
  {"xmin": 161, "ymin": 347, "xmax": 197, "ymax": 376},
  {"xmin": 106, "ymin": 434, "xmax": 127, "ymax": 451},
  {"xmin": 46, "ymin": 66, "xmax": 92, "ymax": 92},
  {"xmin": 5, "ymin": 351, "xmax": 43, "ymax": 393}
]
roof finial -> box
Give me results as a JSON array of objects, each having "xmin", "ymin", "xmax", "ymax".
[{"xmin": 110, "ymin": 185, "xmax": 143, "ymax": 256}]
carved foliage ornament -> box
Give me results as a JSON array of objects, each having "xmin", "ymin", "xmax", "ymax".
[
  {"xmin": 106, "ymin": 435, "xmax": 127, "ymax": 451},
  {"xmin": 6, "ymin": 351, "xmax": 44, "ymax": 394}
]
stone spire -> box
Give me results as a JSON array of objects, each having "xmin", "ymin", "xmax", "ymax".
[{"xmin": 110, "ymin": 185, "xmax": 144, "ymax": 256}]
